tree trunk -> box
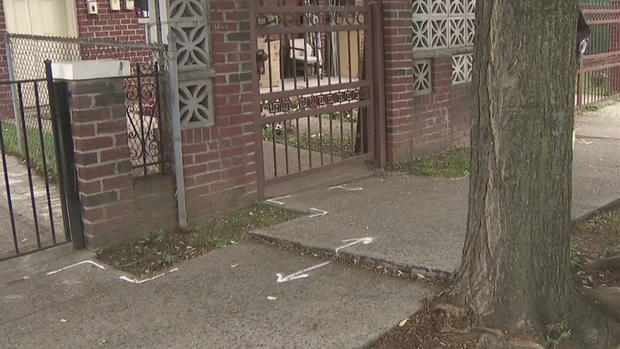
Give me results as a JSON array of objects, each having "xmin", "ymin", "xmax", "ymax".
[{"xmin": 451, "ymin": 0, "xmax": 613, "ymax": 346}]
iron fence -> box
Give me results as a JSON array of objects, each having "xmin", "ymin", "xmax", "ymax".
[
  {"xmin": 577, "ymin": 1, "xmax": 620, "ymax": 107},
  {"xmin": 124, "ymin": 62, "xmax": 165, "ymax": 176},
  {"xmin": 4, "ymin": 33, "xmax": 167, "ymax": 176},
  {"xmin": 0, "ymin": 77, "xmax": 68, "ymax": 260}
]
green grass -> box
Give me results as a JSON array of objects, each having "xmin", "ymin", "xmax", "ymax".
[
  {"xmin": 0, "ymin": 122, "xmax": 57, "ymax": 181},
  {"xmin": 390, "ymin": 147, "xmax": 470, "ymax": 178}
]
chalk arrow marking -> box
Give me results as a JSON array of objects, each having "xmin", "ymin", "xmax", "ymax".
[
  {"xmin": 46, "ymin": 260, "xmax": 106, "ymax": 275},
  {"xmin": 335, "ymin": 237, "xmax": 374, "ymax": 255},
  {"xmin": 308, "ymin": 208, "xmax": 328, "ymax": 218},
  {"xmin": 328, "ymin": 185, "xmax": 363, "ymax": 192},
  {"xmin": 265, "ymin": 195, "xmax": 291, "ymax": 205},
  {"xmin": 276, "ymin": 261, "xmax": 331, "ymax": 283}
]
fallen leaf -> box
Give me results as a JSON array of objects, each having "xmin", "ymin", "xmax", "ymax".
[
  {"xmin": 267, "ymin": 296, "xmax": 277, "ymax": 301},
  {"xmin": 398, "ymin": 318, "xmax": 408, "ymax": 327},
  {"xmin": 415, "ymin": 274, "xmax": 427, "ymax": 280}
]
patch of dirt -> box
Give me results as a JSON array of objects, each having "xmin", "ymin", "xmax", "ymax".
[
  {"xmin": 572, "ymin": 208, "xmax": 620, "ymax": 288},
  {"xmin": 375, "ymin": 292, "xmax": 477, "ymax": 349},
  {"xmin": 96, "ymin": 202, "xmax": 303, "ymax": 276}
]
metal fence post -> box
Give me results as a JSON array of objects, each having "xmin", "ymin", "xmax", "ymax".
[
  {"xmin": 46, "ymin": 61, "xmax": 85, "ymax": 249},
  {"xmin": 167, "ymin": 34, "xmax": 188, "ymax": 229}
]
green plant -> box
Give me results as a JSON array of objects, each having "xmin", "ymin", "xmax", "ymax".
[
  {"xmin": 164, "ymin": 254, "xmax": 175, "ymax": 265},
  {"xmin": 147, "ymin": 229, "xmax": 166, "ymax": 243},
  {"xmin": 569, "ymin": 244, "xmax": 582, "ymax": 269},
  {"xmin": 215, "ymin": 238, "xmax": 233, "ymax": 247},
  {"xmin": 262, "ymin": 126, "xmax": 274, "ymax": 141},
  {"xmin": 545, "ymin": 329, "xmax": 571, "ymax": 349}
]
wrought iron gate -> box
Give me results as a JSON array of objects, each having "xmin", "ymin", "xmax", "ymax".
[
  {"xmin": 577, "ymin": 1, "xmax": 620, "ymax": 107},
  {"xmin": 250, "ymin": 2, "xmax": 384, "ymax": 193},
  {"xmin": 0, "ymin": 62, "xmax": 73, "ymax": 260}
]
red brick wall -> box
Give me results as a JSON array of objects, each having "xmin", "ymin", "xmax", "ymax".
[
  {"xmin": 382, "ymin": 0, "xmax": 471, "ymax": 162},
  {"xmin": 181, "ymin": 0, "xmax": 257, "ymax": 220},
  {"xmin": 68, "ymin": 77, "xmax": 177, "ymax": 248},
  {"xmin": 76, "ymin": 0, "xmax": 151, "ymax": 63},
  {"xmin": 411, "ymin": 57, "xmax": 471, "ymax": 157},
  {"xmin": 383, "ymin": 1, "xmax": 415, "ymax": 163}
]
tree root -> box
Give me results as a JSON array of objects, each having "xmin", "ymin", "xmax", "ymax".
[
  {"xmin": 585, "ymin": 255, "xmax": 620, "ymax": 271},
  {"xmin": 585, "ymin": 287, "xmax": 620, "ymax": 322}
]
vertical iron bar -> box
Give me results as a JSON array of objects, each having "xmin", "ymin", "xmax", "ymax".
[
  {"xmin": 280, "ymin": 33, "xmax": 285, "ymax": 92},
  {"xmin": 337, "ymin": 26, "xmax": 342, "ymax": 84},
  {"xmin": 267, "ymin": 34, "xmax": 274, "ymax": 93},
  {"xmin": 17, "ymin": 83, "xmax": 42, "ymax": 248},
  {"xmin": 318, "ymin": 111, "xmax": 324, "ymax": 165},
  {"xmin": 296, "ymin": 118, "xmax": 301, "ymax": 171},
  {"xmin": 347, "ymin": 30, "xmax": 352, "ymax": 83},
  {"xmin": 577, "ymin": 71, "xmax": 582, "ymax": 107},
  {"xmin": 292, "ymin": 35, "xmax": 298, "ymax": 90},
  {"xmin": 316, "ymin": 31, "xmax": 321, "ymax": 87},
  {"xmin": 33, "ymin": 81, "xmax": 57, "ymax": 244},
  {"xmin": 283, "ymin": 120, "xmax": 289, "ymax": 174},
  {"xmin": 327, "ymin": 31, "xmax": 332, "ymax": 86},
  {"xmin": 272, "ymin": 121, "xmax": 277, "ymax": 177},
  {"xmin": 154, "ymin": 62, "xmax": 163, "ymax": 172},
  {"xmin": 303, "ymin": 34, "xmax": 309, "ymax": 88},
  {"xmin": 45, "ymin": 60, "xmax": 71, "ymax": 242},
  {"xmin": 340, "ymin": 110, "xmax": 345, "ymax": 159},
  {"xmin": 307, "ymin": 115, "xmax": 312, "ymax": 168},
  {"xmin": 136, "ymin": 64, "xmax": 148, "ymax": 176},
  {"xmin": 329, "ymin": 111, "xmax": 333, "ymax": 163},
  {"xmin": 0, "ymin": 116, "xmax": 19, "ymax": 255}
]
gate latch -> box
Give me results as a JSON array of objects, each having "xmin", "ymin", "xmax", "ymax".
[{"xmin": 256, "ymin": 49, "xmax": 268, "ymax": 74}]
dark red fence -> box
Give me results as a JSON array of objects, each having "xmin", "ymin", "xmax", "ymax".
[{"xmin": 577, "ymin": 1, "xmax": 620, "ymax": 107}]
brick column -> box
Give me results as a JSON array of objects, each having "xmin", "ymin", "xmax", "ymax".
[
  {"xmin": 382, "ymin": 1, "xmax": 415, "ymax": 164},
  {"xmin": 54, "ymin": 61, "xmax": 134, "ymax": 248},
  {"xmin": 53, "ymin": 60, "xmax": 180, "ymax": 248}
]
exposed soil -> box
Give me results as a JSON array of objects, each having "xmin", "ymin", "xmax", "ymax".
[
  {"xmin": 572, "ymin": 208, "xmax": 620, "ymax": 288},
  {"xmin": 375, "ymin": 206, "xmax": 620, "ymax": 349},
  {"xmin": 97, "ymin": 202, "xmax": 304, "ymax": 276}
]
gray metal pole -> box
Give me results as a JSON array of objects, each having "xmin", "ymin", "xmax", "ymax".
[
  {"xmin": 166, "ymin": 34, "xmax": 187, "ymax": 229},
  {"xmin": 5, "ymin": 33, "xmax": 25, "ymax": 154}
]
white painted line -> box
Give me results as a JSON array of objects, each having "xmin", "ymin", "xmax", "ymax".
[
  {"xmin": 119, "ymin": 273, "xmax": 165, "ymax": 284},
  {"xmin": 335, "ymin": 237, "xmax": 374, "ymax": 255},
  {"xmin": 276, "ymin": 261, "xmax": 331, "ymax": 283},
  {"xmin": 579, "ymin": 138, "xmax": 594, "ymax": 145},
  {"xmin": 265, "ymin": 195, "xmax": 291, "ymax": 205},
  {"xmin": 46, "ymin": 260, "xmax": 106, "ymax": 275},
  {"xmin": 308, "ymin": 208, "xmax": 328, "ymax": 218},
  {"xmin": 328, "ymin": 185, "xmax": 363, "ymax": 192}
]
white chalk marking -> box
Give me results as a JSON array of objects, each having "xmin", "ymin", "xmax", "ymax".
[
  {"xmin": 308, "ymin": 208, "xmax": 328, "ymax": 218},
  {"xmin": 579, "ymin": 138, "xmax": 594, "ymax": 145},
  {"xmin": 265, "ymin": 195, "xmax": 291, "ymax": 205},
  {"xmin": 335, "ymin": 237, "xmax": 374, "ymax": 255},
  {"xmin": 276, "ymin": 261, "xmax": 331, "ymax": 283},
  {"xmin": 328, "ymin": 185, "xmax": 363, "ymax": 192},
  {"xmin": 119, "ymin": 267, "xmax": 178, "ymax": 284},
  {"xmin": 119, "ymin": 273, "xmax": 165, "ymax": 284},
  {"xmin": 46, "ymin": 260, "xmax": 106, "ymax": 275}
]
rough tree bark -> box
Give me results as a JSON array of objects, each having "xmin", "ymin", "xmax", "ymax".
[{"xmin": 450, "ymin": 0, "xmax": 615, "ymax": 347}]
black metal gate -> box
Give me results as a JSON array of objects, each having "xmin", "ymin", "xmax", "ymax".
[{"xmin": 0, "ymin": 61, "xmax": 75, "ymax": 260}]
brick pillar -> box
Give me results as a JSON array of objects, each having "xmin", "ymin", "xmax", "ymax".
[
  {"xmin": 54, "ymin": 60, "xmax": 139, "ymax": 248},
  {"xmin": 382, "ymin": 1, "xmax": 415, "ymax": 164}
]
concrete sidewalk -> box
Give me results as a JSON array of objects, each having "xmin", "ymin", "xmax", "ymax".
[
  {"xmin": 251, "ymin": 103, "xmax": 620, "ymax": 276},
  {"xmin": 1, "ymin": 241, "xmax": 431, "ymax": 348}
]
